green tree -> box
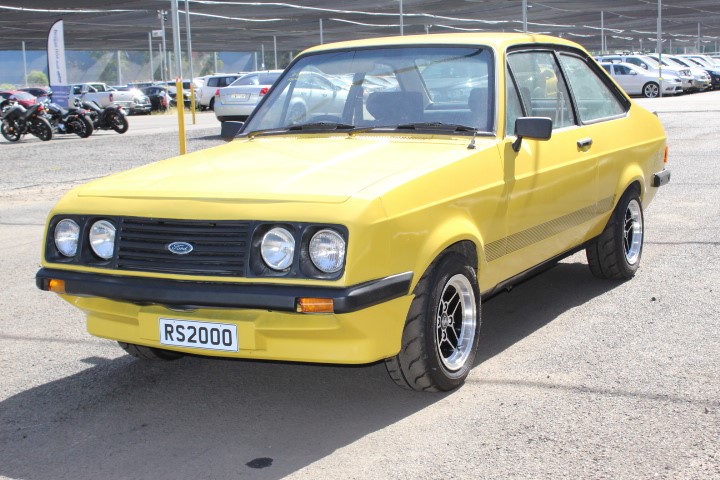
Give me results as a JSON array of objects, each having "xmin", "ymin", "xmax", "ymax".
[{"xmin": 27, "ymin": 70, "xmax": 49, "ymax": 86}]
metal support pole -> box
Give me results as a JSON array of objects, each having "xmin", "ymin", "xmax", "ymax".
[
  {"xmin": 171, "ymin": 0, "xmax": 186, "ymax": 154},
  {"xmin": 184, "ymin": 0, "xmax": 195, "ymax": 123},
  {"xmin": 159, "ymin": 10, "xmax": 169, "ymax": 81},
  {"xmin": 400, "ymin": 0, "xmax": 404, "ymax": 35},
  {"xmin": 523, "ymin": 0, "xmax": 528, "ymax": 33},
  {"xmin": 261, "ymin": 44, "xmax": 265, "ymax": 69},
  {"xmin": 148, "ymin": 32, "xmax": 154, "ymax": 81},
  {"xmin": 657, "ymin": 0, "xmax": 663, "ymax": 97},
  {"xmin": 601, "ymin": 12, "xmax": 605, "ymax": 53},
  {"xmin": 213, "ymin": 52, "xmax": 218, "ymax": 73},
  {"xmin": 185, "ymin": 0, "xmax": 194, "ymax": 80},
  {"xmin": 117, "ymin": 50, "xmax": 122, "ymax": 85},
  {"xmin": 273, "ymin": 35, "xmax": 278, "ymax": 69},
  {"xmin": 22, "ymin": 41, "xmax": 28, "ymax": 86},
  {"xmin": 697, "ymin": 22, "xmax": 701, "ymax": 52},
  {"xmin": 319, "ymin": 18, "xmax": 324, "ymax": 44}
]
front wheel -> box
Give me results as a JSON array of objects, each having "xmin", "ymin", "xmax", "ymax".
[
  {"xmin": 31, "ymin": 117, "xmax": 53, "ymax": 141},
  {"xmin": 586, "ymin": 188, "xmax": 644, "ymax": 279},
  {"xmin": 642, "ymin": 82, "xmax": 659, "ymax": 98},
  {"xmin": 77, "ymin": 115, "xmax": 93, "ymax": 138},
  {"xmin": 1, "ymin": 120, "xmax": 21, "ymax": 142},
  {"xmin": 109, "ymin": 111, "xmax": 129, "ymax": 133},
  {"xmin": 385, "ymin": 252, "xmax": 481, "ymax": 392}
]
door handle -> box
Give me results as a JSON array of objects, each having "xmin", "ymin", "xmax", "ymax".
[{"xmin": 577, "ymin": 138, "xmax": 593, "ymax": 149}]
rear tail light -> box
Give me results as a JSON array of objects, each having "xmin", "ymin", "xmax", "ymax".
[
  {"xmin": 664, "ymin": 145, "xmax": 669, "ymax": 164},
  {"xmin": 215, "ymin": 89, "xmax": 221, "ymax": 97},
  {"xmin": 259, "ymin": 87, "xmax": 269, "ymax": 96}
]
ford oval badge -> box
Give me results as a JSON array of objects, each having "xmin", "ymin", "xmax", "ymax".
[{"xmin": 167, "ymin": 241, "xmax": 194, "ymax": 255}]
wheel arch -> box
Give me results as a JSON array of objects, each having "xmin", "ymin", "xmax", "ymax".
[{"xmin": 407, "ymin": 218, "xmax": 484, "ymax": 293}]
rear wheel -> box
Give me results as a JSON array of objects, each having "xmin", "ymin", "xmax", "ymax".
[
  {"xmin": 642, "ymin": 82, "xmax": 659, "ymax": 98},
  {"xmin": 209, "ymin": 97, "xmax": 215, "ymax": 111},
  {"xmin": 1, "ymin": 120, "xmax": 21, "ymax": 142},
  {"xmin": 78, "ymin": 115, "xmax": 94, "ymax": 137},
  {"xmin": 385, "ymin": 252, "xmax": 481, "ymax": 392},
  {"xmin": 118, "ymin": 342, "xmax": 184, "ymax": 361},
  {"xmin": 586, "ymin": 187, "xmax": 644, "ymax": 279}
]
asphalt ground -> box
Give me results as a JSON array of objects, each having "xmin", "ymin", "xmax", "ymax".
[{"xmin": 0, "ymin": 98, "xmax": 718, "ymax": 480}]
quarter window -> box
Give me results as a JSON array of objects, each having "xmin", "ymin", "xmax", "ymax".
[{"xmin": 559, "ymin": 54, "xmax": 626, "ymax": 122}]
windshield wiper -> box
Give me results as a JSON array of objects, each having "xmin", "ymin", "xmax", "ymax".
[
  {"xmin": 396, "ymin": 122, "xmax": 478, "ymax": 133},
  {"xmin": 288, "ymin": 122, "xmax": 355, "ymax": 131},
  {"xmin": 245, "ymin": 128, "xmax": 290, "ymax": 139}
]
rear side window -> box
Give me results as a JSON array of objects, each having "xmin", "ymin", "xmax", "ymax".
[{"xmin": 559, "ymin": 54, "xmax": 627, "ymax": 122}]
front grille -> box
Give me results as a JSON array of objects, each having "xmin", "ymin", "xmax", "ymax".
[{"xmin": 116, "ymin": 218, "xmax": 250, "ymax": 276}]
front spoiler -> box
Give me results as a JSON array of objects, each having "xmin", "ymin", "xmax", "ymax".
[{"xmin": 36, "ymin": 268, "xmax": 413, "ymax": 314}]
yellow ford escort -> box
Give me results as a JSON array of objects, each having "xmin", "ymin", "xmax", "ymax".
[{"xmin": 37, "ymin": 33, "xmax": 670, "ymax": 392}]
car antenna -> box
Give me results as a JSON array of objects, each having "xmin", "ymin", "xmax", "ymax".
[{"xmin": 467, "ymin": 131, "xmax": 477, "ymax": 150}]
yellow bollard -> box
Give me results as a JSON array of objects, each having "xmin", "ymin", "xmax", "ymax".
[{"xmin": 175, "ymin": 78, "xmax": 187, "ymax": 155}]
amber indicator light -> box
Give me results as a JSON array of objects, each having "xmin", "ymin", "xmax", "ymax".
[
  {"xmin": 48, "ymin": 279, "xmax": 66, "ymax": 294},
  {"xmin": 296, "ymin": 298, "xmax": 334, "ymax": 313}
]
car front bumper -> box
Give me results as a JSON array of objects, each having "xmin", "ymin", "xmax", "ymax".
[{"xmin": 36, "ymin": 268, "xmax": 414, "ymax": 363}]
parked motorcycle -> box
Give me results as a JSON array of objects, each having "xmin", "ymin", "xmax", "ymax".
[
  {"xmin": 42, "ymin": 99, "xmax": 94, "ymax": 138},
  {"xmin": 1, "ymin": 97, "xmax": 53, "ymax": 142},
  {"xmin": 79, "ymin": 99, "xmax": 129, "ymax": 134}
]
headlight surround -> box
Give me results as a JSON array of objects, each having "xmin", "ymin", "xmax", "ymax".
[
  {"xmin": 261, "ymin": 227, "xmax": 295, "ymax": 270},
  {"xmin": 89, "ymin": 220, "xmax": 116, "ymax": 260},
  {"xmin": 54, "ymin": 219, "xmax": 80, "ymax": 257},
  {"xmin": 309, "ymin": 229, "xmax": 346, "ymax": 273}
]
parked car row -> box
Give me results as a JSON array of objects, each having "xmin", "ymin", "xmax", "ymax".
[{"xmin": 596, "ymin": 53, "xmax": 720, "ymax": 98}]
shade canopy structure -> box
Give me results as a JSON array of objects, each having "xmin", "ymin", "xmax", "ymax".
[{"xmin": 1, "ymin": 0, "xmax": 719, "ymax": 54}]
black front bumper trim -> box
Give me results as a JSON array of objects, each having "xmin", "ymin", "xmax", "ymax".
[
  {"xmin": 36, "ymin": 268, "xmax": 413, "ymax": 314},
  {"xmin": 652, "ymin": 168, "xmax": 671, "ymax": 187}
]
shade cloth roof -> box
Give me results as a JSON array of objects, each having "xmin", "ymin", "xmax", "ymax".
[{"xmin": 1, "ymin": 1, "xmax": 719, "ymax": 54}]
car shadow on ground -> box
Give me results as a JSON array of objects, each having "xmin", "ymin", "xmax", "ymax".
[{"xmin": 0, "ymin": 260, "xmax": 621, "ymax": 480}]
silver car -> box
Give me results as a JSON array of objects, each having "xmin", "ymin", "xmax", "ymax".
[
  {"xmin": 214, "ymin": 71, "xmax": 283, "ymax": 122},
  {"xmin": 600, "ymin": 62, "xmax": 683, "ymax": 97}
]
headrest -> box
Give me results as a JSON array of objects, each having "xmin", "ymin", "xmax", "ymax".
[{"xmin": 366, "ymin": 91, "xmax": 423, "ymax": 124}]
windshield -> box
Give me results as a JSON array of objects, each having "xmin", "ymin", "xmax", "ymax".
[{"xmin": 243, "ymin": 46, "xmax": 494, "ymax": 134}]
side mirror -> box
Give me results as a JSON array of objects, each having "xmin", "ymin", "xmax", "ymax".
[
  {"xmin": 221, "ymin": 121, "xmax": 244, "ymax": 141},
  {"xmin": 512, "ymin": 117, "xmax": 552, "ymax": 152}
]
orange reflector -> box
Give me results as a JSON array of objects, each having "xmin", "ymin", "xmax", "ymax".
[
  {"xmin": 48, "ymin": 279, "xmax": 66, "ymax": 294},
  {"xmin": 664, "ymin": 145, "xmax": 669, "ymax": 164},
  {"xmin": 296, "ymin": 298, "xmax": 334, "ymax": 313}
]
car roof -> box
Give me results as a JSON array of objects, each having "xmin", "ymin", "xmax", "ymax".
[{"xmin": 300, "ymin": 32, "xmax": 584, "ymax": 56}]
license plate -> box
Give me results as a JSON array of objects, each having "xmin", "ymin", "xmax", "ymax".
[
  {"xmin": 231, "ymin": 93, "xmax": 249, "ymax": 100},
  {"xmin": 159, "ymin": 318, "xmax": 239, "ymax": 352}
]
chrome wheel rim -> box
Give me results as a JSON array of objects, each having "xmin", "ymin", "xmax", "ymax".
[
  {"xmin": 624, "ymin": 199, "xmax": 643, "ymax": 265},
  {"xmin": 645, "ymin": 84, "xmax": 659, "ymax": 98},
  {"xmin": 435, "ymin": 274, "xmax": 477, "ymax": 372}
]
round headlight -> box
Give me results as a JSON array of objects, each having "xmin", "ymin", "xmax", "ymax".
[
  {"xmin": 309, "ymin": 229, "xmax": 346, "ymax": 273},
  {"xmin": 89, "ymin": 220, "xmax": 116, "ymax": 260},
  {"xmin": 54, "ymin": 219, "xmax": 80, "ymax": 257},
  {"xmin": 261, "ymin": 227, "xmax": 295, "ymax": 270}
]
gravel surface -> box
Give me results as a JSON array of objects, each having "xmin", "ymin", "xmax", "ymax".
[{"xmin": 0, "ymin": 100, "xmax": 718, "ymax": 480}]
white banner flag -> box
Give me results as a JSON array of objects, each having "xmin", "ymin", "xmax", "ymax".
[{"xmin": 47, "ymin": 19, "xmax": 67, "ymax": 86}]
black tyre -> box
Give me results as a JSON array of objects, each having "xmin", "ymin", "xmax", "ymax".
[
  {"xmin": 31, "ymin": 117, "xmax": 53, "ymax": 141},
  {"xmin": 118, "ymin": 342, "xmax": 184, "ymax": 361},
  {"xmin": 586, "ymin": 187, "xmax": 644, "ymax": 280},
  {"xmin": 1, "ymin": 120, "xmax": 21, "ymax": 142},
  {"xmin": 209, "ymin": 97, "xmax": 215, "ymax": 111},
  {"xmin": 385, "ymin": 252, "xmax": 481, "ymax": 392},
  {"xmin": 642, "ymin": 82, "xmax": 659, "ymax": 98},
  {"xmin": 78, "ymin": 115, "xmax": 93, "ymax": 138},
  {"xmin": 109, "ymin": 111, "xmax": 129, "ymax": 134}
]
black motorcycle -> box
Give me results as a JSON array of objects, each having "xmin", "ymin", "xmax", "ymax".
[
  {"xmin": 42, "ymin": 100, "xmax": 94, "ymax": 138},
  {"xmin": 1, "ymin": 98, "xmax": 53, "ymax": 142},
  {"xmin": 80, "ymin": 100, "xmax": 129, "ymax": 134}
]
